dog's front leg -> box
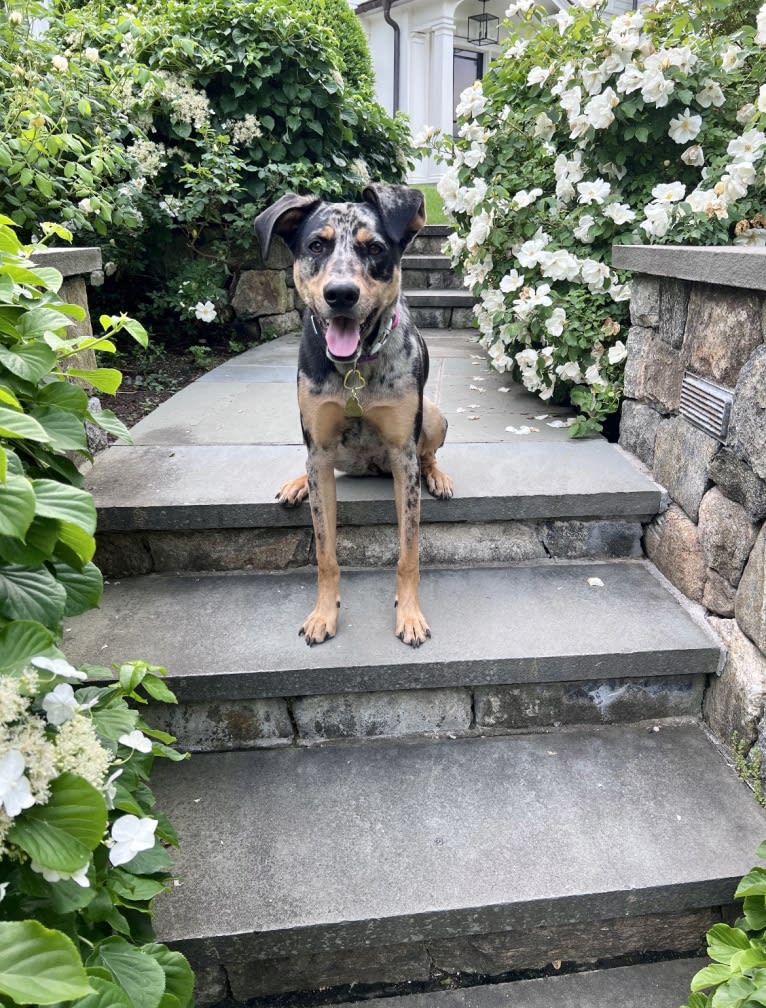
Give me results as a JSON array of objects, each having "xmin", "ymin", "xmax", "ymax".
[
  {"xmin": 390, "ymin": 442, "xmax": 430, "ymax": 647},
  {"xmin": 302, "ymin": 445, "xmax": 341, "ymax": 645}
]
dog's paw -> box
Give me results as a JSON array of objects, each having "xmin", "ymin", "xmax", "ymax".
[
  {"xmin": 425, "ymin": 467, "xmax": 454, "ymax": 500},
  {"xmin": 299, "ymin": 608, "xmax": 338, "ymax": 646},
  {"xmin": 395, "ymin": 607, "xmax": 431, "ymax": 648},
  {"xmin": 276, "ymin": 474, "xmax": 309, "ymax": 507}
]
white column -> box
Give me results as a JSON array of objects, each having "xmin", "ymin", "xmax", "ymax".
[
  {"xmin": 430, "ymin": 17, "xmax": 456, "ymax": 139},
  {"xmin": 408, "ymin": 31, "xmax": 430, "ymax": 184}
]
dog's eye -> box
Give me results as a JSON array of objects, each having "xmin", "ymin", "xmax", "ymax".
[
  {"xmin": 367, "ymin": 242, "xmax": 384, "ymax": 256},
  {"xmin": 308, "ymin": 239, "xmax": 324, "ymax": 254}
]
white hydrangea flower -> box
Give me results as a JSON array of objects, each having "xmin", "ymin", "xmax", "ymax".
[
  {"xmin": 31, "ymin": 861, "xmax": 90, "ymax": 887},
  {"xmin": 118, "ymin": 730, "xmax": 153, "ymax": 753},
  {"xmin": 668, "ymin": 108, "xmax": 702, "ymax": 144},
  {"xmin": 108, "ymin": 815, "xmax": 158, "ymax": 866},
  {"xmin": 30, "ymin": 656, "xmax": 87, "ymax": 681},
  {"xmin": 0, "ymin": 751, "xmax": 35, "ymax": 818},
  {"xmin": 42, "ymin": 684, "xmax": 79, "ymax": 726}
]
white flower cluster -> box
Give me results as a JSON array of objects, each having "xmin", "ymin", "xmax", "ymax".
[
  {"xmin": 226, "ymin": 114, "xmax": 263, "ymax": 146},
  {"xmin": 429, "ymin": 0, "xmax": 766, "ymax": 414},
  {"xmin": 158, "ymin": 72, "xmax": 211, "ymax": 130},
  {"xmin": 127, "ymin": 138, "xmax": 168, "ymax": 178}
]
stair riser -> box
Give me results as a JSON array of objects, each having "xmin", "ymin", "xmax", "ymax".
[
  {"xmin": 146, "ymin": 675, "xmax": 705, "ymax": 753},
  {"xmin": 410, "ymin": 306, "xmax": 475, "ymax": 329},
  {"xmin": 408, "ymin": 234, "xmax": 451, "ymax": 255},
  {"xmin": 94, "ymin": 518, "xmax": 646, "ymax": 576},
  {"xmin": 402, "ymin": 268, "xmax": 466, "ymax": 291},
  {"xmin": 177, "ymin": 906, "xmax": 719, "ymax": 1005}
]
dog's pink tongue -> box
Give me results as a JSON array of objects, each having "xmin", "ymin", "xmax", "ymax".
[{"xmin": 326, "ymin": 317, "xmax": 361, "ymax": 358}]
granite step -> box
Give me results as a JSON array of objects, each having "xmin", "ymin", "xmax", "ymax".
[
  {"xmin": 64, "ymin": 559, "xmax": 720, "ymax": 751},
  {"xmin": 336, "ymin": 959, "xmax": 706, "ymax": 1008},
  {"xmin": 402, "ymin": 255, "xmax": 465, "ymax": 292},
  {"xmin": 89, "ymin": 440, "xmax": 662, "ymax": 576},
  {"xmin": 151, "ymin": 723, "xmax": 762, "ymax": 1003},
  {"xmin": 408, "ymin": 224, "xmax": 452, "ymax": 256}
]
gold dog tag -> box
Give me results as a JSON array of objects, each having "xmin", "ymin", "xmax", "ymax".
[{"xmin": 345, "ymin": 396, "xmax": 363, "ymax": 418}]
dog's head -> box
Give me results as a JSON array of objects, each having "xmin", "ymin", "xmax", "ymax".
[{"xmin": 255, "ymin": 185, "xmax": 426, "ymax": 361}]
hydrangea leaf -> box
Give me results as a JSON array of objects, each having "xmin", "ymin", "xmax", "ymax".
[
  {"xmin": 0, "ymin": 343, "xmax": 57, "ymax": 383},
  {"xmin": 8, "ymin": 772, "xmax": 108, "ymax": 872},
  {"xmin": 49, "ymin": 559, "xmax": 103, "ymax": 616},
  {"xmin": 66, "ymin": 975, "xmax": 134, "ymax": 1008},
  {"xmin": 0, "ymin": 472, "xmax": 35, "ymax": 538},
  {"xmin": 142, "ymin": 944, "xmax": 195, "ymax": 1008},
  {"xmin": 31, "ymin": 405, "xmax": 90, "ymax": 454},
  {"xmin": 65, "ymin": 367, "xmax": 122, "ymax": 395},
  {"xmin": 0, "ymin": 405, "xmax": 50, "ymax": 442},
  {"xmin": 0, "ymin": 563, "xmax": 67, "ymax": 627},
  {"xmin": 0, "ymin": 920, "xmax": 93, "ymax": 1005},
  {"xmin": 0, "ymin": 619, "xmax": 58, "ymax": 671},
  {"xmin": 90, "ymin": 937, "xmax": 166, "ymax": 1008},
  {"xmin": 32, "ymin": 479, "xmax": 96, "ymax": 534}
]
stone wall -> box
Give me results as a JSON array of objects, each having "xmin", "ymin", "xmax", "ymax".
[
  {"xmin": 229, "ymin": 239, "xmax": 302, "ymax": 341},
  {"xmin": 612, "ymin": 245, "xmax": 766, "ymax": 759}
]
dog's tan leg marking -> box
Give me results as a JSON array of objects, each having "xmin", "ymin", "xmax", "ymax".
[
  {"xmin": 419, "ymin": 397, "xmax": 453, "ymax": 500},
  {"xmin": 298, "ymin": 393, "xmax": 346, "ymax": 645},
  {"xmin": 366, "ymin": 394, "xmax": 430, "ymax": 647}
]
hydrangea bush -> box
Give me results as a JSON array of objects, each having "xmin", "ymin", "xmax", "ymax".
[
  {"xmin": 425, "ymin": 0, "xmax": 766, "ymax": 435},
  {"xmin": 0, "ymin": 220, "xmax": 193, "ymax": 1006}
]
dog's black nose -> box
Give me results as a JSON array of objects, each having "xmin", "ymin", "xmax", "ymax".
[{"xmin": 324, "ymin": 281, "xmax": 360, "ymax": 311}]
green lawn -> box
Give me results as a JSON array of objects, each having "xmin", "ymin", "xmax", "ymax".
[{"xmin": 420, "ymin": 184, "xmax": 450, "ymax": 226}]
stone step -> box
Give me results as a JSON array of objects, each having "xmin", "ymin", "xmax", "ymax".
[
  {"xmin": 405, "ymin": 289, "xmax": 475, "ymax": 309},
  {"xmin": 337, "ymin": 960, "xmax": 706, "ymax": 1008},
  {"xmin": 151, "ymin": 723, "xmax": 762, "ymax": 1002},
  {"xmin": 64, "ymin": 560, "xmax": 719, "ymax": 750},
  {"xmin": 402, "ymin": 256, "xmax": 465, "ymax": 292},
  {"xmin": 89, "ymin": 440, "xmax": 662, "ymax": 575},
  {"xmin": 409, "ymin": 224, "xmax": 452, "ymax": 256}
]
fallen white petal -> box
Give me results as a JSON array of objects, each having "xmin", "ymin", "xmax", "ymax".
[{"xmin": 587, "ymin": 577, "xmax": 605, "ymax": 587}]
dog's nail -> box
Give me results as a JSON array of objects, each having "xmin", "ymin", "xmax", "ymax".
[
  {"xmin": 394, "ymin": 600, "xmax": 398, "ymax": 608},
  {"xmin": 336, "ymin": 601, "xmax": 341, "ymax": 608}
]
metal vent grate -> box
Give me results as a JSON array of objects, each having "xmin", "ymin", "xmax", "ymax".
[{"xmin": 679, "ymin": 372, "xmax": 733, "ymax": 442}]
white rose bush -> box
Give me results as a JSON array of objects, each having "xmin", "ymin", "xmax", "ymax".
[{"xmin": 425, "ymin": 0, "xmax": 766, "ymax": 435}]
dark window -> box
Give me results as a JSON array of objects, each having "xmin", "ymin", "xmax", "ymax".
[{"xmin": 453, "ymin": 48, "xmax": 484, "ymax": 135}]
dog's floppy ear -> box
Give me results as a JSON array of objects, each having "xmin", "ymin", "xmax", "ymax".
[
  {"xmin": 362, "ymin": 184, "xmax": 426, "ymax": 249},
  {"xmin": 255, "ymin": 192, "xmax": 321, "ymax": 260}
]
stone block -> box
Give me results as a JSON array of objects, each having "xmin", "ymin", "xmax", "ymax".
[
  {"xmin": 623, "ymin": 326, "xmax": 684, "ymax": 413},
  {"xmin": 652, "ymin": 416, "xmax": 718, "ymax": 523},
  {"xmin": 658, "ymin": 276, "xmax": 690, "ymax": 350},
  {"xmin": 95, "ymin": 533, "xmax": 154, "ymax": 577},
  {"xmin": 698, "ymin": 486, "xmax": 760, "ymax": 586},
  {"xmin": 451, "ymin": 307, "xmax": 476, "ymax": 329},
  {"xmin": 705, "ymin": 616, "xmax": 766, "ymax": 747},
  {"xmin": 729, "ymin": 346, "xmax": 766, "ymax": 480},
  {"xmin": 291, "ymin": 688, "xmax": 472, "ymax": 741},
  {"xmin": 401, "ymin": 269, "xmax": 428, "ymax": 289},
  {"xmin": 704, "ymin": 570, "xmax": 737, "ymax": 618},
  {"xmin": 736, "ymin": 525, "xmax": 766, "ymax": 654},
  {"xmin": 644, "ymin": 504, "xmax": 706, "ymax": 603},
  {"xmin": 258, "ymin": 311, "xmax": 302, "ymax": 339},
  {"xmin": 146, "ymin": 698, "xmax": 294, "ymax": 752},
  {"xmin": 542, "ymin": 519, "xmax": 643, "ymax": 558},
  {"xmin": 231, "ymin": 270, "xmax": 291, "ymax": 320},
  {"xmin": 188, "ymin": 963, "xmax": 228, "ymax": 1008},
  {"xmin": 682, "ymin": 286, "xmax": 764, "ymax": 387},
  {"xmin": 618, "ymin": 399, "xmax": 663, "ymax": 467},
  {"xmin": 148, "ymin": 528, "xmax": 313, "ymax": 572},
  {"xmin": 474, "ymin": 676, "xmax": 703, "ymax": 730},
  {"xmin": 708, "ymin": 447, "xmax": 766, "ymax": 522},
  {"xmin": 409, "ymin": 307, "xmax": 451, "ymax": 328},
  {"xmin": 629, "ymin": 275, "xmax": 660, "ymax": 327}
]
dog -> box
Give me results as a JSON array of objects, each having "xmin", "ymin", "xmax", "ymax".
[{"xmin": 255, "ymin": 184, "xmax": 453, "ymax": 648}]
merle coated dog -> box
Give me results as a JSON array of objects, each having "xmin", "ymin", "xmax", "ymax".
[{"xmin": 255, "ymin": 184, "xmax": 453, "ymax": 648}]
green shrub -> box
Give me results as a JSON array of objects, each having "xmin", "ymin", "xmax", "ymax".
[
  {"xmin": 424, "ymin": 0, "xmax": 766, "ymax": 435},
  {"xmin": 0, "ymin": 221, "xmax": 194, "ymax": 1007},
  {"xmin": 0, "ymin": 0, "xmax": 150, "ymax": 239},
  {"xmin": 52, "ymin": 0, "xmax": 411, "ymax": 342}
]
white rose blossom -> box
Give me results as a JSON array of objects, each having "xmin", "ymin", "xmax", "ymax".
[
  {"xmin": 500, "ymin": 269, "xmax": 525, "ymax": 292},
  {"xmin": 681, "ymin": 144, "xmax": 705, "ymax": 167},
  {"xmin": 608, "ymin": 341, "xmax": 628, "ymax": 364},
  {"xmin": 577, "ymin": 178, "xmax": 611, "ymax": 205},
  {"xmin": 545, "ymin": 307, "xmax": 567, "ymax": 337},
  {"xmin": 696, "ymin": 78, "xmax": 725, "ymax": 109},
  {"xmin": 727, "ymin": 130, "xmax": 766, "ymax": 163},
  {"xmin": 51, "ymin": 55, "xmax": 69, "ymax": 72},
  {"xmin": 573, "ymin": 215, "xmax": 595, "ymax": 242},
  {"xmin": 194, "ymin": 301, "xmax": 217, "ymax": 323},
  {"xmin": 512, "ymin": 187, "xmax": 543, "ymax": 209},
  {"xmin": 668, "ymin": 108, "xmax": 702, "ymax": 144},
  {"xmin": 756, "ymin": 3, "xmax": 766, "ymax": 45},
  {"xmin": 537, "ymin": 248, "xmax": 580, "ymax": 281},
  {"xmin": 652, "ymin": 181, "xmax": 686, "ymax": 203},
  {"xmin": 603, "ymin": 202, "xmax": 636, "ymax": 225}
]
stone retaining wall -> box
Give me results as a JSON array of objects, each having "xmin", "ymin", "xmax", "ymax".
[{"xmin": 613, "ymin": 244, "xmax": 766, "ymax": 761}]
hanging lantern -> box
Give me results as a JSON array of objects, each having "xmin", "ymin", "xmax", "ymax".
[{"xmin": 467, "ymin": 1, "xmax": 499, "ymax": 45}]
